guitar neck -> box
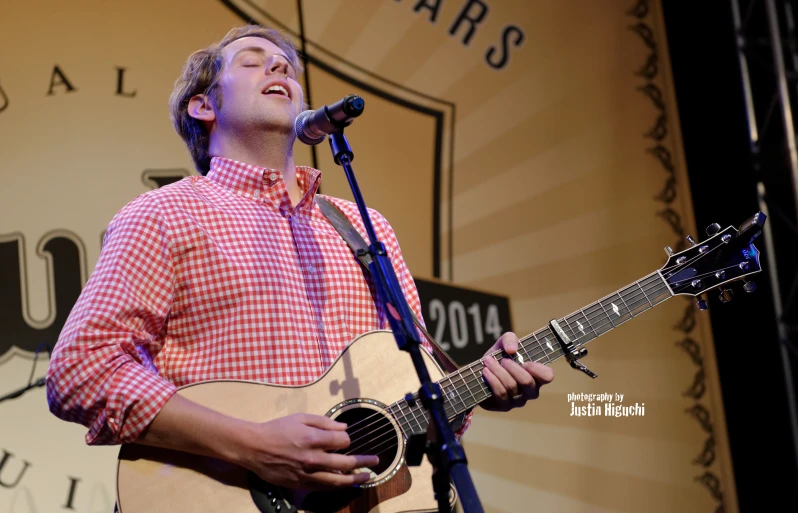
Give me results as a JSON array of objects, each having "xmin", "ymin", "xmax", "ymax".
[{"xmin": 388, "ymin": 270, "xmax": 674, "ymax": 435}]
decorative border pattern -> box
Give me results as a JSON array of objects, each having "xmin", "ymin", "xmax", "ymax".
[
  {"xmin": 0, "ymin": 81, "xmax": 7, "ymax": 113},
  {"xmin": 626, "ymin": 1, "xmax": 724, "ymax": 512}
]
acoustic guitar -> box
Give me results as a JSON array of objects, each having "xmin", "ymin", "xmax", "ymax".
[{"xmin": 116, "ymin": 213, "xmax": 766, "ymax": 513}]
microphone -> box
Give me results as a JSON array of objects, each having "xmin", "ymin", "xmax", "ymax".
[{"xmin": 294, "ymin": 94, "xmax": 365, "ymax": 145}]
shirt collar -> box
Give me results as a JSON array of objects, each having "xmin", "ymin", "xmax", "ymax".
[{"xmin": 205, "ymin": 157, "xmax": 322, "ymax": 214}]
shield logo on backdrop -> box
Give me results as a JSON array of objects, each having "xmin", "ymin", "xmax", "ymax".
[
  {"xmin": 0, "ymin": 1, "xmax": 455, "ymax": 509},
  {"xmin": 0, "ymin": 0, "xmax": 453, "ymax": 363}
]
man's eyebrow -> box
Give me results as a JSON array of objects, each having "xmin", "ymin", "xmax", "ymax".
[{"xmin": 231, "ymin": 46, "xmax": 294, "ymax": 68}]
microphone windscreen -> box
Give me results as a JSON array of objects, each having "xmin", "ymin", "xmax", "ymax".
[{"xmin": 294, "ymin": 110, "xmax": 326, "ymax": 146}]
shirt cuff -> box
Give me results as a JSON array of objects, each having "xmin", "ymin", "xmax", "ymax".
[
  {"xmin": 454, "ymin": 409, "xmax": 475, "ymax": 441},
  {"xmin": 86, "ymin": 359, "xmax": 177, "ymax": 445}
]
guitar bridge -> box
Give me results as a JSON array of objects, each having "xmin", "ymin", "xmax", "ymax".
[{"xmin": 549, "ymin": 319, "xmax": 597, "ymax": 379}]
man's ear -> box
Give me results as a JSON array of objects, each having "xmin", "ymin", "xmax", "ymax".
[{"xmin": 187, "ymin": 94, "xmax": 216, "ymax": 122}]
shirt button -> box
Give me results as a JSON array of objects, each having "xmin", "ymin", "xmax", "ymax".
[
  {"xmin": 269, "ymin": 173, "xmax": 278, "ymax": 181},
  {"xmin": 253, "ymin": 190, "xmax": 260, "ymax": 198}
]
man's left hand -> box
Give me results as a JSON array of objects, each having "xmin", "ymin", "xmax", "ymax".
[{"xmin": 479, "ymin": 332, "xmax": 554, "ymax": 412}]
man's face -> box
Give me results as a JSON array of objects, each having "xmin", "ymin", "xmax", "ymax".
[{"xmin": 213, "ymin": 36, "xmax": 303, "ymax": 136}]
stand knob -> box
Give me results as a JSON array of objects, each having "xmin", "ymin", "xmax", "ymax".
[
  {"xmin": 719, "ymin": 288, "xmax": 734, "ymax": 303},
  {"xmin": 405, "ymin": 393, "xmax": 416, "ymax": 407},
  {"xmin": 706, "ymin": 223, "xmax": 721, "ymax": 236},
  {"xmin": 696, "ymin": 297, "xmax": 708, "ymax": 310},
  {"xmin": 743, "ymin": 280, "xmax": 757, "ymax": 293}
]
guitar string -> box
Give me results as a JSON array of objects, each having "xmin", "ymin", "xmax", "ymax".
[
  {"xmin": 337, "ymin": 273, "xmax": 667, "ymax": 437},
  {"xmin": 350, "ymin": 273, "xmax": 667, "ymax": 434},
  {"xmin": 384, "ymin": 242, "xmax": 740, "ymax": 435},
  {"xmin": 340, "ymin": 282, "xmax": 671, "ymax": 457},
  {"xmin": 338, "ymin": 281, "xmax": 674, "ymax": 459},
  {"xmin": 667, "ymin": 263, "xmax": 751, "ymax": 289},
  {"xmin": 377, "ymin": 252, "xmax": 742, "ymax": 442},
  {"xmin": 345, "ymin": 305, "xmax": 672, "ymax": 459},
  {"xmin": 337, "ymin": 279, "xmax": 672, "ymax": 455},
  {"xmin": 340, "ymin": 277, "xmax": 670, "ymax": 448},
  {"xmin": 343, "ymin": 423, "xmax": 398, "ymax": 457},
  {"xmin": 339, "ymin": 276, "xmax": 670, "ymax": 445},
  {"xmin": 338, "ymin": 246, "xmax": 742, "ymax": 453},
  {"xmin": 659, "ymin": 235, "xmax": 736, "ymax": 274}
]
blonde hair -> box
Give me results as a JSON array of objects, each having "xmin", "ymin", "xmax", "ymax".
[{"xmin": 168, "ymin": 25, "xmax": 304, "ymax": 174}]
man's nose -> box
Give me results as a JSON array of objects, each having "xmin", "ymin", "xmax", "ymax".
[{"xmin": 267, "ymin": 57, "xmax": 288, "ymax": 76}]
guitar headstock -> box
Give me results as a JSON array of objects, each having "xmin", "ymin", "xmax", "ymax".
[{"xmin": 660, "ymin": 212, "xmax": 766, "ymax": 307}]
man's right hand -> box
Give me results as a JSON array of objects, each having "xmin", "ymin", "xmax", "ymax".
[
  {"xmin": 138, "ymin": 394, "xmax": 379, "ymax": 491},
  {"xmin": 237, "ymin": 413, "xmax": 379, "ymax": 489}
]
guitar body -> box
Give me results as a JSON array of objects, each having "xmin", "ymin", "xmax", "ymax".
[{"xmin": 116, "ymin": 330, "xmax": 457, "ymax": 513}]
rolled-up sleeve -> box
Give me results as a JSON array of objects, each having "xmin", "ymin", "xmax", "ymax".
[{"xmin": 46, "ymin": 193, "xmax": 177, "ymax": 445}]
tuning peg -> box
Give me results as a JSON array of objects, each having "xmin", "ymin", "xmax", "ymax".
[
  {"xmin": 665, "ymin": 246, "xmax": 674, "ymax": 256},
  {"xmin": 706, "ymin": 223, "xmax": 721, "ymax": 236},
  {"xmin": 743, "ymin": 279, "xmax": 757, "ymax": 293},
  {"xmin": 686, "ymin": 235, "xmax": 697, "ymax": 246},
  {"xmin": 696, "ymin": 296, "xmax": 708, "ymax": 310},
  {"xmin": 719, "ymin": 288, "xmax": 734, "ymax": 303}
]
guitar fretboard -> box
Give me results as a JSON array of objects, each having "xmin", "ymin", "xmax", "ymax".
[{"xmin": 387, "ymin": 271, "xmax": 673, "ymax": 435}]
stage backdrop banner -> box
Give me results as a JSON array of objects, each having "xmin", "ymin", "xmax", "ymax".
[{"xmin": 0, "ymin": 1, "xmax": 738, "ymax": 512}]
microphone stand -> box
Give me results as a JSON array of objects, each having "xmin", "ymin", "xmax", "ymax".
[{"xmin": 326, "ymin": 126, "xmax": 484, "ymax": 513}]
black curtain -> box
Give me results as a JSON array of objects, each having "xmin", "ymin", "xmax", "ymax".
[{"xmin": 662, "ymin": 1, "xmax": 798, "ymax": 510}]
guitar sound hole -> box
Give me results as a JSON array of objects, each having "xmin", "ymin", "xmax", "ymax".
[{"xmin": 331, "ymin": 405, "xmax": 400, "ymax": 480}]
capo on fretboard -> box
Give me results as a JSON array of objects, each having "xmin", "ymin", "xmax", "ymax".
[{"xmin": 549, "ymin": 319, "xmax": 598, "ymax": 379}]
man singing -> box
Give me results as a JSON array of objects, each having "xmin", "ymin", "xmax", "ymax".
[{"xmin": 46, "ymin": 24, "xmax": 553, "ymax": 492}]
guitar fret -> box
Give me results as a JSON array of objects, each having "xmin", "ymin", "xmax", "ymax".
[
  {"xmin": 396, "ymin": 403, "xmax": 413, "ymax": 433},
  {"xmin": 625, "ymin": 283, "xmax": 650, "ymax": 316},
  {"xmin": 637, "ymin": 280, "xmax": 654, "ymax": 307},
  {"xmin": 406, "ymin": 400, "xmax": 424, "ymax": 434},
  {"xmin": 393, "ymin": 272, "xmax": 676, "ymax": 435},
  {"xmin": 647, "ymin": 275, "xmax": 672, "ymax": 304},
  {"xmin": 459, "ymin": 367, "xmax": 479, "ymax": 410},
  {"xmin": 559, "ymin": 316, "xmax": 576, "ymax": 342},
  {"xmin": 445, "ymin": 375, "xmax": 468, "ymax": 415},
  {"xmin": 518, "ymin": 340, "xmax": 532, "ymax": 363},
  {"xmin": 585, "ymin": 304, "xmax": 610, "ymax": 336},
  {"xmin": 561, "ymin": 315, "xmax": 583, "ymax": 344},
  {"xmin": 469, "ymin": 364, "xmax": 489, "ymax": 403},
  {"xmin": 545, "ymin": 328, "xmax": 567, "ymax": 359},
  {"xmin": 391, "ymin": 402, "xmax": 413, "ymax": 434},
  {"xmin": 580, "ymin": 308, "xmax": 600, "ymax": 339},
  {"xmin": 532, "ymin": 333, "xmax": 553, "ymax": 364},
  {"xmin": 567, "ymin": 313, "xmax": 588, "ymax": 343},
  {"xmin": 598, "ymin": 301, "xmax": 618, "ymax": 330},
  {"xmin": 616, "ymin": 291, "xmax": 634, "ymax": 318}
]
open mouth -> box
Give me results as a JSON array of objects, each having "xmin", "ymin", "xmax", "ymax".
[{"xmin": 263, "ymin": 84, "xmax": 290, "ymax": 99}]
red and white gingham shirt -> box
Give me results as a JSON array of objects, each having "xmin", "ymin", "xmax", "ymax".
[{"xmin": 46, "ymin": 157, "xmax": 471, "ymax": 446}]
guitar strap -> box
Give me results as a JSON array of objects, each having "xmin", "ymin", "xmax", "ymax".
[{"xmin": 315, "ymin": 195, "xmax": 460, "ymax": 372}]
